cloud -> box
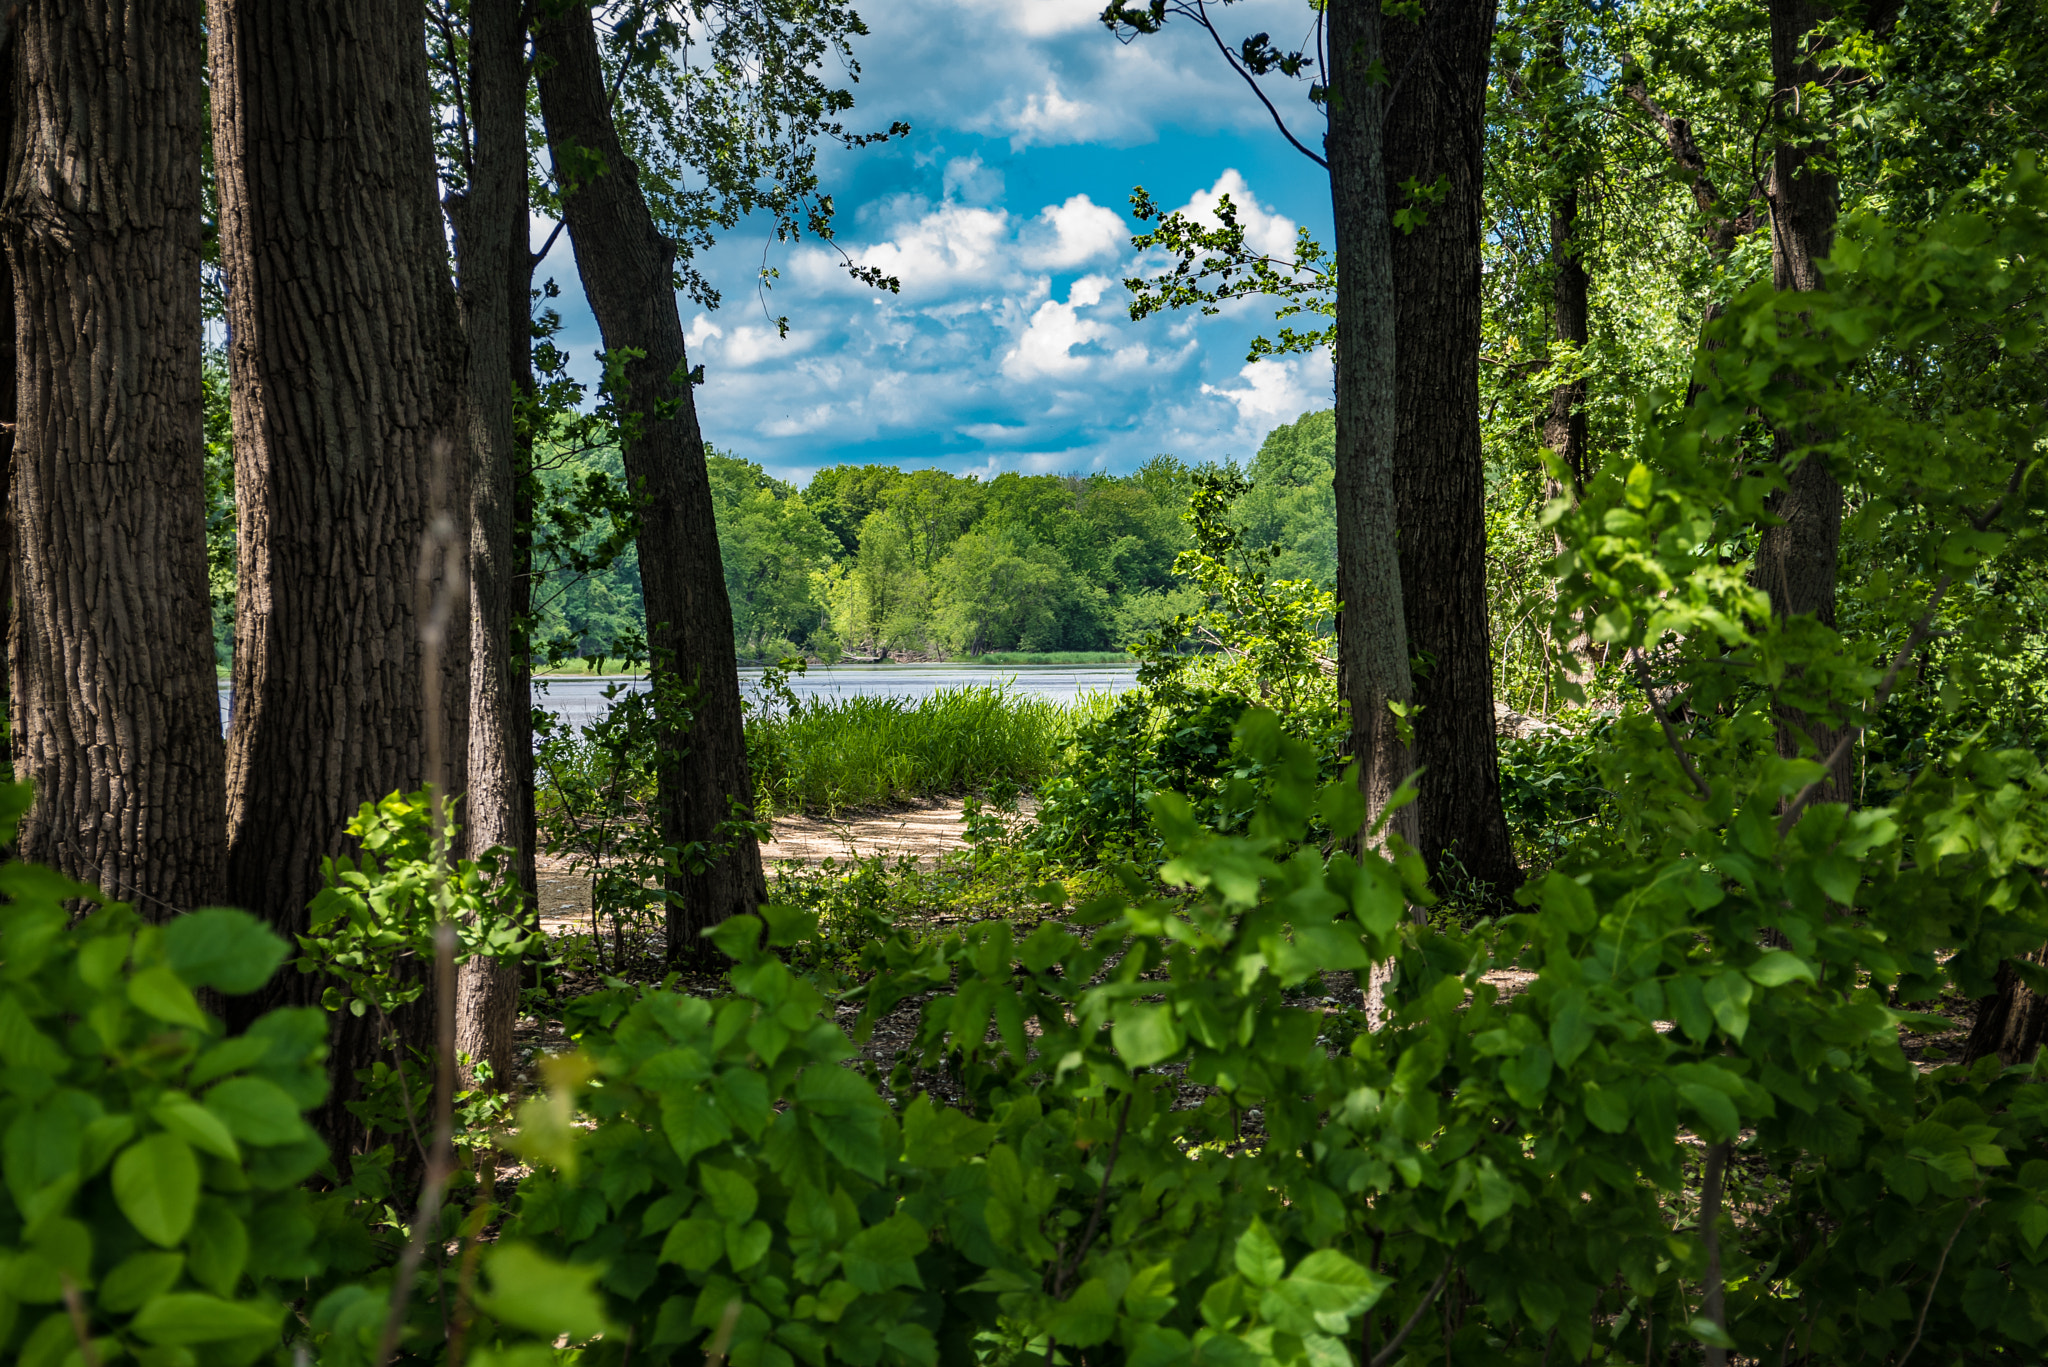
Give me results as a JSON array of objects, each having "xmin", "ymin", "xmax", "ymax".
[
  {"xmin": 1201, "ymin": 351, "xmax": 1333, "ymax": 428},
  {"xmin": 1020, "ymin": 194, "xmax": 1129, "ymax": 269},
  {"xmin": 1002, "ymin": 275, "xmax": 1120, "ymax": 381}
]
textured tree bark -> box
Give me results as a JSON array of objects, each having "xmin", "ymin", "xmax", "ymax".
[
  {"xmin": 1542, "ymin": 190, "xmax": 1589, "ymax": 490},
  {"xmin": 209, "ymin": 0, "xmax": 468, "ymax": 1140},
  {"xmin": 535, "ymin": 6, "xmax": 765, "ymax": 962},
  {"xmin": 1381, "ymin": 0, "xmax": 1520, "ymax": 901},
  {"xmin": 1328, "ymin": 0, "xmax": 1418, "ymax": 853},
  {"xmin": 1965, "ymin": 948, "xmax": 2048, "ymax": 1069},
  {"xmin": 446, "ymin": 0, "xmax": 528, "ymax": 1090},
  {"xmin": 0, "ymin": 24, "xmax": 15, "ymax": 784},
  {"xmin": 1757, "ymin": 0, "xmax": 1850, "ymax": 802},
  {"xmin": 2, "ymin": 0, "xmax": 225, "ymax": 914}
]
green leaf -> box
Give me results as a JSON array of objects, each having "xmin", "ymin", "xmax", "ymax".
[
  {"xmin": 154, "ymin": 1098, "xmax": 240, "ymax": 1163},
  {"xmin": 1233, "ymin": 1217, "xmax": 1285, "ymax": 1288},
  {"xmin": 1582, "ymin": 1082, "xmax": 1632, "ymax": 1135},
  {"xmin": 1124, "ymin": 1261, "xmax": 1178, "ymax": 1323},
  {"xmin": 1549, "ymin": 992, "xmax": 1594, "ymax": 1067},
  {"xmin": 1669, "ymin": 976, "xmax": 1713, "ymax": 1043},
  {"xmin": 1747, "ymin": 952, "xmax": 1816, "ymax": 988},
  {"xmin": 1703, "ymin": 971, "xmax": 1753, "ymax": 1042},
  {"xmin": 1114, "ymin": 1003, "xmax": 1186, "ymax": 1068},
  {"xmin": 203, "ymin": 1076, "xmax": 313, "ymax": 1147},
  {"xmin": 130, "ymin": 1293, "xmax": 284, "ymax": 1345},
  {"xmin": 726, "ymin": 1219, "xmax": 772, "ymax": 1271},
  {"xmin": 476, "ymin": 1242, "xmax": 614, "ymax": 1343},
  {"xmin": 128, "ymin": 964, "xmax": 210, "ymax": 1029},
  {"xmin": 1677, "ymin": 1084, "xmax": 1739, "ymax": 1142},
  {"xmin": 1282, "ymin": 1249, "xmax": 1389, "ymax": 1326},
  {"xmin": 165, "ymin": 909, "xmax": 288, "ymax": 995},
  {"xmin": 661, "ymin": 1089, "xmax": 733, "ymax": 1167},
  {"xmin": 698, "ymin": 1165, "xmax": 759, "ymax": 1222},
  {"xmin": 1045, "ymin": 1278, "xmax": 1118, "ymax": 1348},
  {"xmin": 187, "ymin": 1200, "xmax": 249, "ymax": 1296},
  {"xmin": 114, "ymin": 1134, "xmax": 200, "ymax": 1247},
  {"xmin": 841, "ymin": 1212, "xmax": 927, "ymax": 1293},
  {"xmin": 1686, "ymin": 1315, "xmax": 1737, "ymax": 1349},
  {"xmin": 657, "ymin": 1217, "xmax": 724, "ymax": 1273},
  {"xmin": 99, "ymin": 1251, "xmax": 185, "ymax": 1314}
]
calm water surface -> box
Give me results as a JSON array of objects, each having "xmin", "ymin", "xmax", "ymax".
[{"xmin": 217, "ymin": 664, "xmax": 1137, "ymax": 733}]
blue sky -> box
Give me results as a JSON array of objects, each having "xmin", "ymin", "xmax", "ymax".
[{"xmin": 535, "ymin": 0, "xmax": 1338, "ymax": 486}]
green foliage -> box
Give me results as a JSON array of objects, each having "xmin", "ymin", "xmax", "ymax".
[
  {"xmin": 1033, "ymin": 467, "xmax": 1343, "ymax": 862},
  {"xmin": 0, "ymin": 783, "xmax": 336, "ymax": 1367},
  {"xmin": 708, "ymin": 454, "xmax": 840, "ymax": 658},
  {"xmin": 302, "ymin": 789, "xmax": 530, "ymax": 1020}
]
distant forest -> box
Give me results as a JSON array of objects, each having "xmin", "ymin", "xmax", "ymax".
[{"xmin": 529, "ymin": 409, "xmax": 1341, "ymax": 662}]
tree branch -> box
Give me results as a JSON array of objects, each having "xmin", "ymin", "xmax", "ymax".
[
  {"xmin": 1368, "ymin": 1258, "xmax": 1455, "ymax": 1367},
  {"xmin": 1896, "ymin": 1197, "xmax": 1981, "ymax": 1367},
  {"xmin": 1186, "ymin": 0, "xmax": 1329, "ymax": 168},
  {"xmin": 1630, "ymin": 648, "xmax": 1713, "ymax": 801},
  {"xmin": 1618, "ymin": 63, "xmax": 1755, "ymax": 256}
]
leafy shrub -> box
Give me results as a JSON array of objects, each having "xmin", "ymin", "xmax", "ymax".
[{"xmin": 0, "ymin": 782, "xmax": 335, "ymax": 1367}]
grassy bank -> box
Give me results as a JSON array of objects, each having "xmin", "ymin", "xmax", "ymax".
[{"xmin": 749, "ymin": 684, "xmax": 1106, "ymax": 814}]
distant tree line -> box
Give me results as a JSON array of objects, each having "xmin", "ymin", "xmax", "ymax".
[{"xmin": 521, "ymin": 408, "xmax": 1340, "ymax": 663}]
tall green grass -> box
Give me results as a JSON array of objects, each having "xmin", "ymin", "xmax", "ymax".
[{"xmin": 748, "ymin": 685, "xmax": 1104, "ymax": 815}]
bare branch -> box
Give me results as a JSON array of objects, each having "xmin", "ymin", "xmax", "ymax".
[
  {"xmin": 1630, "ymin": 648, "xmax": 1713, "ymax": 801},
  {"xmin": 1368, "ymin": 1259, "xmax": 1455, "ymax": 1367},
  {"xmin": 1896, "ymin": 1196, "xmax": 1981, "ymax": 1367}
]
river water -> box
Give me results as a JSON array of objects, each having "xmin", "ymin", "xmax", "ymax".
[{"xmin": 216, "ymin": 663, "xmax": 1138, "ymax": 734}]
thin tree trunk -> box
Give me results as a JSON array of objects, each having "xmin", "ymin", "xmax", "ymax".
[
  {"xmin": 210, "ymin": 0, "xmax": 468, "ymax": 1144},
  {"xmin": 1381, "ymin": 0, "xmax": 1520, "ymax": 902},
  {"xmin": 447, "ymin": 0, "xmax": 527, "ymax": 1089},
  {"xmin": 1757, "ymin": 0, "xmax": 1849, "ymax": 802},
  {"xmin": 534, "ymin": 6, "xmax": 764, "ymax": 963},
  {"xmin": 1542, "ymin": 188, "xmax": 1588, "ymax": 490},
  {"xmin": 1328, "ymin": 0, "xmax": 1417, "ymax": 851},
  {"xmin": 3, "ymin": 0, "xmax": 224, "ymax": 915}
]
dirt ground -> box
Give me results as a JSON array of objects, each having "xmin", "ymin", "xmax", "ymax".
[{"xmin": 533, "ymin": 796, "xmax": 1009, "ymax": 938}]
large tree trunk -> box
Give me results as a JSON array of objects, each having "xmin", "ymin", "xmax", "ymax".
[
  {"xmin": 447, "ymin": 0, "xmax": 528, "ymax": 1089},
  {"xmin": 2, "ymin": 0, "xmax": 224, "ymax": 914},
  {"xmin": 535, "ymin": 6, "xmax": 765, "ymax": 963},
  {"xmin": 1381, "ymin": 0, "xmax": 1520, "ymax": 901},
  {"xmin": 1327, "ymin": 0, "xmax": 1417, "ymax": 852},
  {"xmin": 209, "ymin": 0, "xmax": 468, "ymax": 1141},
  {"xmin": 1757, "ymin": 0, "xmax": 1849, "ymax": 803},
  {"xmin": 0, "ymin": 23, "xmax": 14, "ymax": 785}
]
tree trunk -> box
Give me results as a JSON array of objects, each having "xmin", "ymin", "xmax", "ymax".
[
  {"xmin": 1757, "ymin": 0, "xmax": 1849, "ymax": 802},
  {"xmin": 447, "ymin": 0, "xmax": 528, "ymax": 1090},
  {"xmin": 0, "ymin": 22, "xmax": 15, "ymax": 785},
  {"xmin": 535, "ymin": 6, "xmax": 765, "ymax": 963},
  {"xmin": 1381, "ymin": 0, "xmax": 1520, "ymax": 901},
  {"xmin": 2, "ymin": 0, "xmax": 225, "ymax": 915},
  {"xmin": 1965, "ymin": 948, "xmax": 2048, "ymax": 1069},
  {"xmin": 1542, "ymin": 191, "xmax": 1589, "ymax": 490},
  {"xmin": 1327, "ymin": 0, "xmax": 1418, "ymax": 852},
  {"xmin": 209, "ymin": 0, "xmax": 468, "ymax": 1142}
]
